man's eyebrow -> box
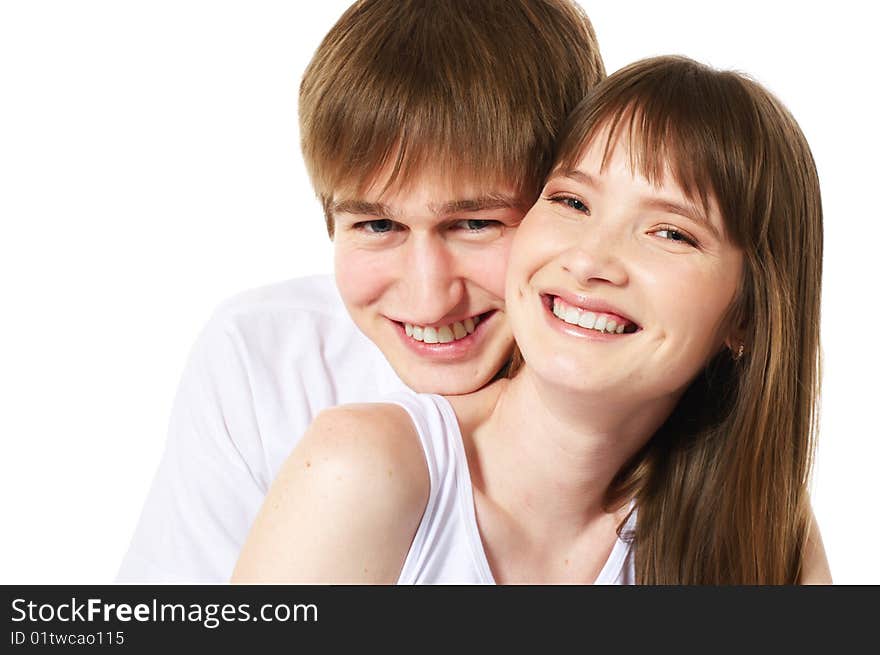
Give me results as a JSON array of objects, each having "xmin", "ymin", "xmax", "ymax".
[
  {"xmin": 642, "ymin": 197, "xmax": 719, "ymax": 238},
  {"xmin": 332, "ymin": 195, "xmax": 523, "ymax": 218},
  {"xmin": 330, "ymin": 200, "xmax": 395, "ymax": 218},
  {"xmin": 430, "ymin": 194, "xmax": 524, "ymax": 215}
]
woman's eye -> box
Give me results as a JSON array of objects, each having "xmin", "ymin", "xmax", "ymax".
[
  {"xmin": 355, "ymin": 219, "xmax": 397, "ymax": 233},
  {"xmin": 654, "ymin": 226, "xmax": 698, "ymax": 247},
  {"xmin": 548, "ymin": 195, "xmax": 590, "ymax": 214}
]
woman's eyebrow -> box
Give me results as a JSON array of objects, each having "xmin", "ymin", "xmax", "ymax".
[
  {"xmin": 642, "ymin": 197, "xmax": 720, "ymax": 239},
  {"xmin": 557, "ymin": 169, "xmax": 602, "ymax": 188}
]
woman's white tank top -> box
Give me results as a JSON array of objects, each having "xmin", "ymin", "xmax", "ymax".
[{"xmin": 387, "ymin": 391, "xmax": 636, "ymax": 585}]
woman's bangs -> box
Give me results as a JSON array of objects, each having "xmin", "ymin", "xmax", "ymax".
[{"xmin": 559, "ymin": 97, "xmax": 720, "ymax": 224}]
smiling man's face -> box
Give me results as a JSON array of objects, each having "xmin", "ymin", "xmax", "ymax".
[{"xmin": 332, "ymin": 168, "xmax": 527, "ymax": 394}]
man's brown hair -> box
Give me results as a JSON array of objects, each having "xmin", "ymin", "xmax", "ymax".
[{"xmin": 299, "ymin": 0, "xmax": 605, "ymax": 235}]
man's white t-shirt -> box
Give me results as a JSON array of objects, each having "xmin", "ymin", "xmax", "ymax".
[{"xmin": 117, "ymin": 275, "xmax": 409, "ymax": 582}]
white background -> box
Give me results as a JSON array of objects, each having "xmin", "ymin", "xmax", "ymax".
[{"xmin": 1, "ymin": 1, "xmax": 876, "ymax": 584}]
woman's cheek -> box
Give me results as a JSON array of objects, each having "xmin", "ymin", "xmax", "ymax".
[{"xmin": 510, "ymin": 217, "xmax": 569, "ymax": 281}]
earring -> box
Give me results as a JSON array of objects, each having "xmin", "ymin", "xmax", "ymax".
[{"xmin": 733, "ymin": 343, "xmax": 745, "ymax": 361}]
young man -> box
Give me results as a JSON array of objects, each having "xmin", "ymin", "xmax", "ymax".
[{"xmin": 117, "ymin": 0, "xmax": 605, "ymax": 582}]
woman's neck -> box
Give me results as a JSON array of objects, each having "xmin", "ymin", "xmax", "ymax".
[{"xmin": 460, "ymin": 368, "xmax": 679, "ymax": 539}]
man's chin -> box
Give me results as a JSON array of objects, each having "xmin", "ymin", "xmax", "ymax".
[
  {"xmin": 369, "ymin": 319, "xmax": 514, "ymax": 394},
  {"xmin": 396, "ymin": 370, "xmax": 489, "ymax": 396},
  {"xmin": 390, "ymin": 359, "xmax": 501, "ymax": 396}
]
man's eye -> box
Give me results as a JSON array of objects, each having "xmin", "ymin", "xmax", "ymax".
[
  {"xmin": 547, "ymin": 195, "xmax": 590, "ymax": 214},
  {"xmin": 454, "ymin": 219, "xmax": 500, "ymax": 231},
  {"xmin": 355, "ymin": 219, "xmax": 396, "ymax": 233}
]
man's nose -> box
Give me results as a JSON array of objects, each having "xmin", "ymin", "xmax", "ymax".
[
  {"xmin": 399, "ymin": 235, "xmax": 465, "ymax": 324},
  {"xmin": 561, "ymin": 224, "xmax": 629, "ymax": 288}
]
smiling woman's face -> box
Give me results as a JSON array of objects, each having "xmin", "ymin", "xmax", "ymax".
[{"xmin": 506, "ymin": 135, "xmax": 744, "ymax": 405}]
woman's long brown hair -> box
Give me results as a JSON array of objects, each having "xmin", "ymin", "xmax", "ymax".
[{"xmin": 531, "ymin": 56, "xmax": 824, "ymax": 583}]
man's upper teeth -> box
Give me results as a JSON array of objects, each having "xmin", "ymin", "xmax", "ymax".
[
  {"xmin": 553, "ymin": 297, "xmax": 628, "ymax": 334},
  {"xmin": 405, "ymin": 316, "xmax": 480, "ymax": 343}
]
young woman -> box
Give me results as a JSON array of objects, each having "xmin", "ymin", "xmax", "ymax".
[{"xmin": 233, "ymin": 56, "xmax": 831, "ymax": 584}]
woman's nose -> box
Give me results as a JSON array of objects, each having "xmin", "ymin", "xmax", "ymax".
[{"xmin": 560, "ymin": 227, "xmax": 629, "ymax": 288}]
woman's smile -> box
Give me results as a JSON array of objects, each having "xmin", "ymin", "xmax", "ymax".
[
  {"xmin": 545, "ymin": 294, "xmax": 641, "ymax": 335},
  {"xmin": 505, "ymin": 132, "xmax": 743, "ymax": 401}
]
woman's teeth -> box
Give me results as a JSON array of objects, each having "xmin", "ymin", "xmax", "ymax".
[
  {"xmin": 405, "ymin": 316, "xmax": 480, "ymax": 343},
  {"xmin": 551, "ymin": 297, "xmax": 631, "ymax": 334}
]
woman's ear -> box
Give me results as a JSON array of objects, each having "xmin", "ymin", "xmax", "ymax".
[
  {"xmin": 724, "ymin": 332, "xmax": 747, "ymax": 361},
  {"xmin": 721, "ymin": 290, "xmax": 748, "ymax": 361}
]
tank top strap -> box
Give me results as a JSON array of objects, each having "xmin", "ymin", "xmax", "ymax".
[
  {"xmin": 383, "ymin": 391, "xmax": 494, "ymax": 584},
  {"xmin": 382, "ymin": 390, "xmax": 634, "ymax": 584},
  {"xmin": 382, "ymin": 390, "xmax": 456, "ymax": 496}
]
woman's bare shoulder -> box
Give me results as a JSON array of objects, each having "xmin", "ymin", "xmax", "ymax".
[
  {"xmin": 304, "ymin": 402, "xmax": 429, "ymax": 500},
  {"xmin": 232, "ymin": 402, "xmax": 428, "ymax": 584}
]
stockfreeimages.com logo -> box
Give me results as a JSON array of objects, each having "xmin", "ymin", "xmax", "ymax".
[{"xmin": 11, "ymin": 597, "xmax": 317, "ymax": 630}]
